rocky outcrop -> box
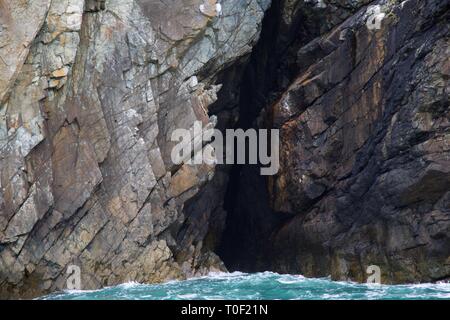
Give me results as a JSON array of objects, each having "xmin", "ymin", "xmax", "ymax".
[
  {"xmin": 270, "ymin": 0, "xmax": 450, "ymax": 283},
  {"xmin": 0, "ymin": 0, "xmax": 448, "ymax": 299},
  {"xmin": 220, "ymin": 0, "xmax": 450, "ymax": 284},
  {"xmin": 0, "ymin": 0, "xmax": 270, "ymax": 298}
]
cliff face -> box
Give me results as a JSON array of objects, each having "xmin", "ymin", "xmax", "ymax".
[
  {"xmin": 0, "ymin": 0, "xmax": 449, "ymax": 298},
  {"xmin": 0, "ymin": 0, "xmax": 270, "ymax": 298},
  {"xmin": 269, "ymin": 0, "xmax": 450, "ymax": 283},
  {"xmin": 220, "ymin": 0, "xmax": 450, "ymax": 284}
]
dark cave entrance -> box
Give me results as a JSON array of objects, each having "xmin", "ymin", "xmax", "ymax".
[
  {"xmin": 178, "ymin": 0, "xmax": 327, "ymax": 273},
  {"xmin": 216, "ymin": 1, "xmax": 294, "ymax": 272},
  {"xmin": 213, "ymin": 0, "xmax": 327, "ymax": 271}
]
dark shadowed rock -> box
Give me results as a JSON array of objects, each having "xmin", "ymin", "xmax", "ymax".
[{"xmin": 223, "ymin": 0, "xmax": 449, "ymax": 284}]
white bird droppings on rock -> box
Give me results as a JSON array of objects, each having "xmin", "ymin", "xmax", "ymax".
[
  {"xmin": 199, "ymin": 1, "xmax": 220, "ymax": 17},
  {"xmin": 189, "ymin": 76, "xmax": 199, "ymax": 89}
]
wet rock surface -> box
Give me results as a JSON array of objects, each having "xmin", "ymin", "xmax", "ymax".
[
  {"xmin": 221, "ymin": 0, "xmax": 450, "ymax": 284},
  {"xmin": 270, "ymin": 0, "xmax": 450, "ymax": 284}
]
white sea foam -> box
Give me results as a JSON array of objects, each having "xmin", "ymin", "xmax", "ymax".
[
  {"xmin": 38, "ymin": 272, "xmax": 450, "ymax": 300},
  {"xmin": 176, "ymin": 293, "xmax": 199, "ymax": 299},
  {"xmin": 116, "ymin": 281, "xmax": 141, "ymax": 289}
]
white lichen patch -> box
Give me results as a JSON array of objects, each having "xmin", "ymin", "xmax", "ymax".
[
  {"xmin": 304, "ymin": 0, "xmax": 327, "ymax": 8},
  {"xmin": 216, "ymin": 3, "xmax": 222, "ymax": 15},
  {"xmin": 366, "ymin": 5, "xmax": 387, "ymax": 30},
  {"xmin": 199, "ymin": 0, "xmax": 220, "ymax": 17},
  {"xmin": 12, "ymin": 116, "xmax": 45, "ymax": 157},
  {"xmin": 188, "ymin": 76, "xmax": 199, "ymax": 89}
]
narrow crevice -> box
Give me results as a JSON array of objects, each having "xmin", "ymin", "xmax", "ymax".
[
  {"xmin": 216, "ymin": 0, "xmax": 297, "ymax": 272},
  {"xmin": 213, "ymin": 0, "xmax": 338, "ymax": 272},
  {"xmin": 178, "ymin": 0, "xmax": 382, "ymax": 274}
]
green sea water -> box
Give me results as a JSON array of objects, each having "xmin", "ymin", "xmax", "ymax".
[{"xmin": 41, "ymin": 272, "xmax": 450, "ymax": 300}]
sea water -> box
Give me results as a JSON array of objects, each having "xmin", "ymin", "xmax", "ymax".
[{"xmin": 40, "ymin": 272, "xmax": 450, "ymax": 300}]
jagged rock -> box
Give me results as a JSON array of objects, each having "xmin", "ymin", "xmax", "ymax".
[
  {"xmin": 219, "ymin": 0, "xmax": 449, "ymax": 284},
  {"xmin": 84, "ymin": 0, "xmax": 106, "ymax": 12},
  {"xmin": 0, "ymin": 0, "xmax": 51, "ymax": 105},
  {"xmin": 268, "ymin": 0, "xmax": 450, "ymax": 284},
  {"xmin": 0, "ymin": 0, "xmax": 448, "ymax": 299},
  {"xmin": 0, "ymin": 0, "xmax": 270, "ymax": 298}
]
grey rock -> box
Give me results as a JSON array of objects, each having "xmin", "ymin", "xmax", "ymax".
[{"xmin": 0, "ymin": 0, "xmax": 268, "ymax": 298}]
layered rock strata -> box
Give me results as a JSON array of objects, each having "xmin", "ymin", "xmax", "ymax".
[{"xmin": 0, "ymin": 0, "xmax": 270, "ymax": 298}]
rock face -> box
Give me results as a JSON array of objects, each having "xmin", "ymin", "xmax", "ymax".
[
  {"xmin": 0, "ymin": 0, "xmax": 449, "ymax": 299},
  {"xmin": 220, "ymin": 0, "xmax": 450, "ymax": 284},
  {"xmin": 270, "ymin": 0, "xmax": 450, "ymax": 283},
  {"xmin": 0, "ymin": 0, "xmax": 270, "ymax": 298}
]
